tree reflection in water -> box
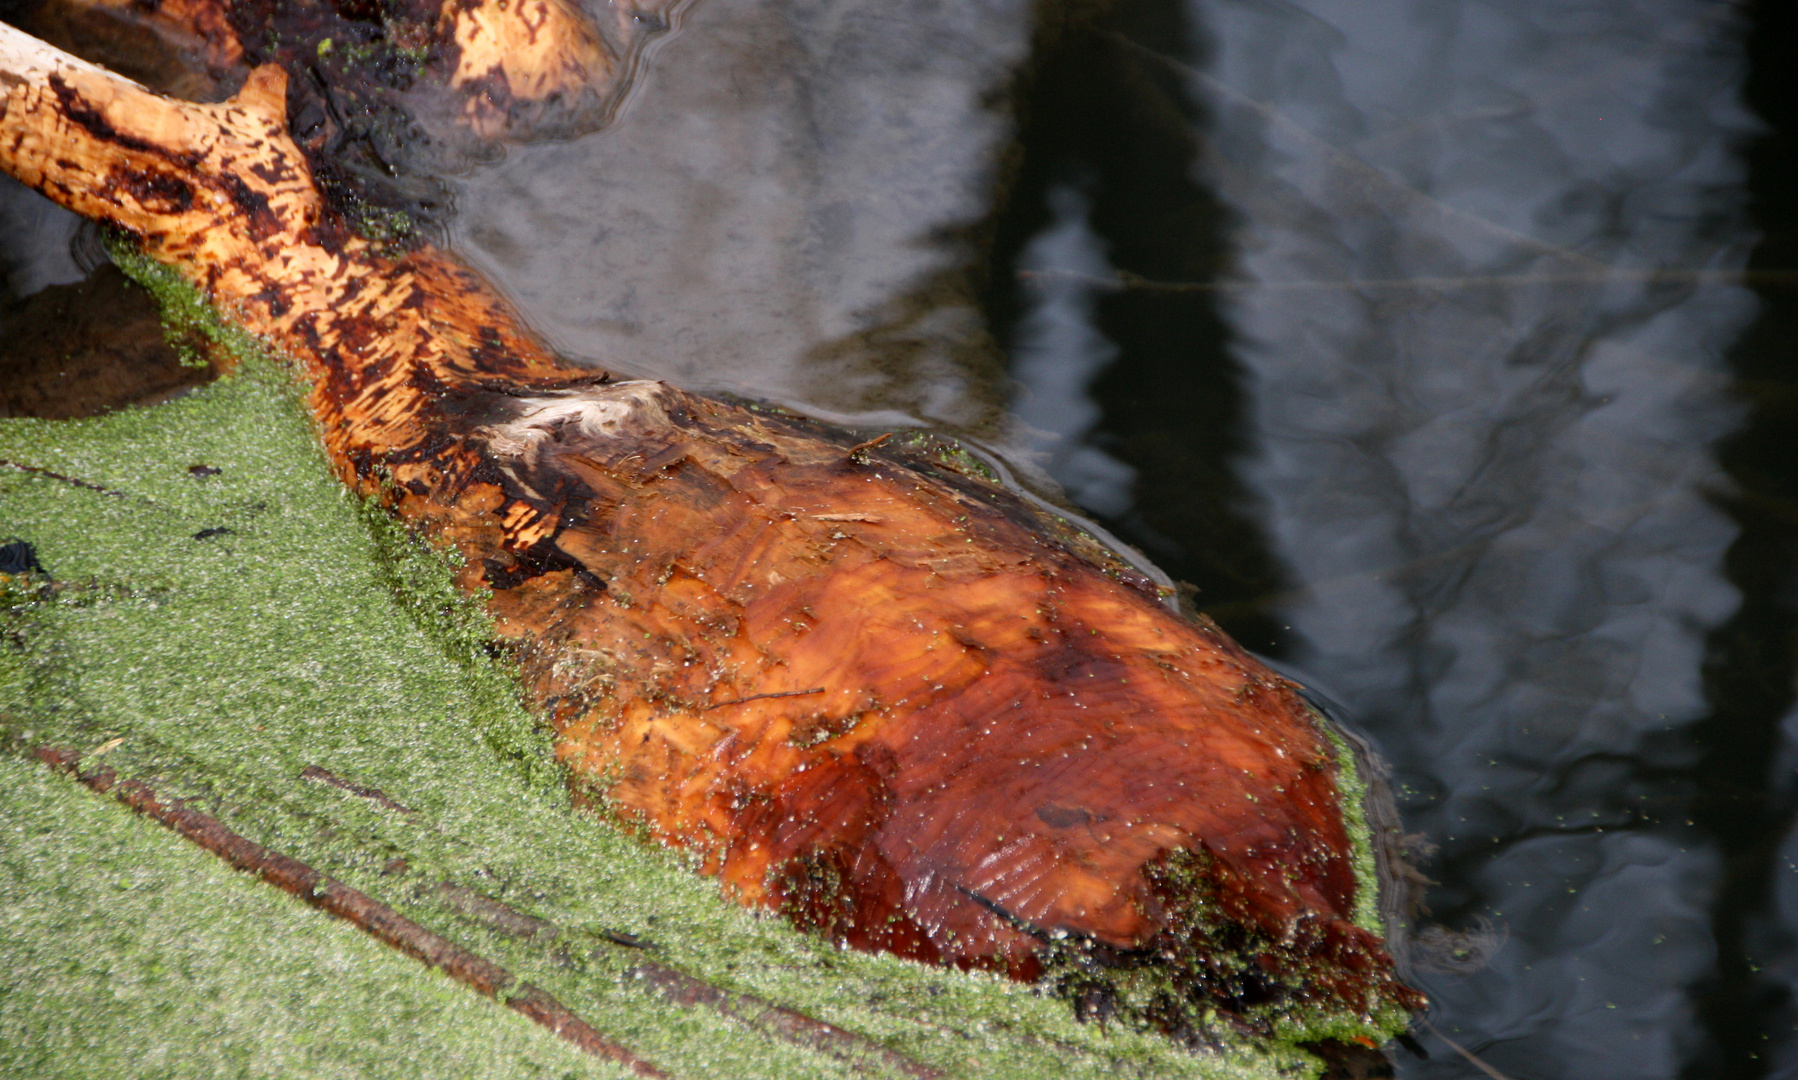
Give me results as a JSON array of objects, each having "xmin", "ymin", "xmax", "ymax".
[{"xmin": 1001, "ymin": 1, "xmax": 1793, "ymax": 1077}]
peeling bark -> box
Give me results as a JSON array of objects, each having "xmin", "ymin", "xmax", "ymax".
[{"xmin": 0, "ymin": 24, "xmax": 1424, "ymax": 1041}]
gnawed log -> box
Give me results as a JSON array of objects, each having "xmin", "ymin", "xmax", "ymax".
[
  {"xmin": 0, "ymin": 23, "xmax": 1423, "ymax": 1048},
  {"xmin": 12, "ymin": 0, "xmax": 243, "ymax": 99},
  {"xmin": 217, "ymin": 0, "xmax": 675, "ymax": 141}
]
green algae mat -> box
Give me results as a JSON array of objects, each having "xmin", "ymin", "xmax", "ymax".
[{"xmin": 0, "ymin": 356, "xmax": 1344, "ymax": 1079}]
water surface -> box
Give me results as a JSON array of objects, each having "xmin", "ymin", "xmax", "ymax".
[
  {"xmin": 452, "ymin": 0, "xmax": 1039, "ymax": 434},
  {"xmin": 989, "ymin": 2, "xmax": 1794, "ymax": 1077}
]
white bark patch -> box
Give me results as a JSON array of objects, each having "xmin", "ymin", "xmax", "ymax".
[{"xmin": 479, "ymin": 380, "xmax": 673, "ymax": 497}]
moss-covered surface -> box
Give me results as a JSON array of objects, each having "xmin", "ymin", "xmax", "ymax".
[
  {"xmin": 1318, "ymin": 724, "xmax": 1385, "ymax": 940},
  {"xmin": 0, "ymin": 350, "xmax": 1373, "ymax": 1078}
]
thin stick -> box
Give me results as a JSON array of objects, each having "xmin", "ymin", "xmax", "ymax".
[
  {"xmin": 298, "ymin": 764, "xmax": 415, "ymax": 815},
  {"xmin": 34, "ymin": 746, "xmax": 668, "ymax": 1078},
  {"xmin": 630, "ymin": 963, "xmax": 947, "ymax": 1080},
  {"xmin": 1420, "ymin": 1018, "xmax": 1518, "ymax": 1080},
  {"xmin": 430, "ymin": 882, "xmax": 946, "ymax": 1077},
  {"xmin": 1019, "ymin": 266, "xmax": 1796, "ymax": 295},
  {"xmin": 702, "ymin": 687, "xmax": 826, "ymax": 711},
  {"xmin": 0, "ymin": 459, "xmax": 136, "ymax": 500}
]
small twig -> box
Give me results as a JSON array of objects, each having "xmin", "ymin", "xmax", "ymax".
[
  {"xmin": 1019, "ymin": 266, "xmax": 1796, "ymax": 296},
  {"xmin": 631, "ymin": 963, "xmax": 947, "ymax": 1080},
  {"xmin": 436, "ymin": 883, "xmax": 563, "ymax": 942},
  {"xmin": 954, "ymin": 885, "xmax": 1051, "ymax": 943},
  {"xmin": 848, "ymin": 433, "xmax": 893, "ymax": 464},
  {"xmin": 1419, "ymin": 1018, "xmax": 1517, "ymax": 1080},
  {"xmin": 0, "ymin": 458, "xmax": 138, "ymax": 500},
  {"xmin": 437, "ymin": 883, "xmax": 650, "ymax": 949},
  {"xmin": 36, "ymin": 746, "xmax": 667, "ymax": 1078},
  {"xmin": 702, "ymin": 687, "xmax": 826, "ymax": 711},
  {"xmin": 299, "ymin": 764, "xmax": 415, "ymax": 815}
]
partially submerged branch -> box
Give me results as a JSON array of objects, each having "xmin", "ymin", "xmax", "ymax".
[{"xmin": 0, "ymin": 23, "xmax": 1424, "ymax": 1048}]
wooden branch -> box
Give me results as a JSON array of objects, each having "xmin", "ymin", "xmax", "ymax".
[
  {"xmin": 630, "ymin": 962, "xmax": 948, "ymax": 1080},
  {"xmin": 0, "ymin": 24, "xmax": 1423, "ymax": 1042},
  {"xmin": 438, "ymin": 0, "xmax": 613, "ymax": 134}
]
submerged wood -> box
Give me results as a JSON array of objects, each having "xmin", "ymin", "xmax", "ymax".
[
  {"xmin": 15, "ymin": 0, "xmax": 676, "ymax": 145},
  {"xmin": 0, "ymin": 25, "xmax": 1423, "ymax": 1039}
]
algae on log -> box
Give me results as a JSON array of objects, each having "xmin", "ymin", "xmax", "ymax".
[{"xmin": 0, "ymin": 23, "xmax": 1423, "ymax": 1046}]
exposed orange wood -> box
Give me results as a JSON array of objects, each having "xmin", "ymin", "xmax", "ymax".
[{"xmin": 0, "ymin": 25, "xmax": 1423, "ymax": 1035}]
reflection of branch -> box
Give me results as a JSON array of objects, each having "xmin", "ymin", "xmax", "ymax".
[
  {"xmin": 1195, "ymin": 533, "xmax": 1496, "ymax": 627},
  {"xmin": 1020, "ymin": 266, "xmax": 1797, "ymax": 295},
  {"xmin": 1197, "ymin": 460, "xmax": 1734, "ymax": 627},
  {"xmin": 1113, "ymin": 33, "xmax": 1612, "ymax": 274}
]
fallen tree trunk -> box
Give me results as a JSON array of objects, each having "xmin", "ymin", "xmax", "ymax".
[{"xmin": 0, "ymin": 22, "xmax": 1422, "ymax": 1048}]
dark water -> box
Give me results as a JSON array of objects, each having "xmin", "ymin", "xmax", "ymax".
[
  {"xmin": 448, "ymin": 0, "xmax": 1036, "ymax": 433},
  {"xmin": 992, "ymin": 2, "xmax": 1798, "ymax": 1077},
  {"xmin": 6, "ymin": 0, "xmax": 1798, "ymax": 1075}
]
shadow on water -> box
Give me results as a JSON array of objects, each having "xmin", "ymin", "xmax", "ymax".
[
  {"xmin": 982, "ymin": 0, "xmax": 1293, "ymax": 656},
  {"xmin": 1694, "ymin": 1, "xmax": 1798, "ymax": 1076}
]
